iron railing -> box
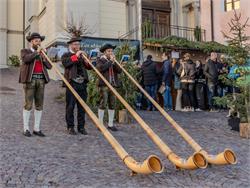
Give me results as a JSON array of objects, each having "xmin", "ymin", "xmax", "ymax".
[
  {"xmin": 118, "ymin": 22, "xmax": 206, "ymax": 42},
  {"xmin": 142, "ymin": 22, "xmax": 206, "ymax": 42}
]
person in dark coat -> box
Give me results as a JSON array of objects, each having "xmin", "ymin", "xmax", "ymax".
[
  {"xmin": 195, "ymin": 60, "xmax": 207, "ymax": 110},
  {"xmin": 155, "ymin": 61, "xmax": 164, "ymax": 108},
  {"xmin": 217, "ymin": 55, "xmax": 229, "ymax": 97},
  {"xmin": 173, "ymin": 58, "xmax": 182, "ymax": 111},
  {"xmin": 177, "ymin": 53, "xmax": 196, "ymax": 111},
  {"xmin": 141, "ymin": 55, "xmax": 158, "ymax": 111},
  {"xmin": 61, "ymin": 37, "xmax": 92, "ymax": 135},
  {"xmin": 96, "ymin": 44, "xmax": 122, "ymax": 132},
  {"xmin": 161, "ymin": 52, "xmax": 173, "ymax": 110},
  {"xmin": 204, "ymin": 52, "xmax": 219, "ymax": 112},
  {"xmin": 19, "ymin": 32, "xmax": 52, "ymax": 137}
]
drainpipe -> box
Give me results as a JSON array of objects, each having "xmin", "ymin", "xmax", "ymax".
[
  {"xmin": 23, "ymin": 0, "xmax": 25, "ymax": 48},
  {"xmin": 210, "ymin": 0, "xmax": 214, "ymax": 41}
]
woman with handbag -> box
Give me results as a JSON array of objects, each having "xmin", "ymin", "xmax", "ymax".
[{"xmin": 177, "ymin": 53, "xmax": 196, "ymax": 112}]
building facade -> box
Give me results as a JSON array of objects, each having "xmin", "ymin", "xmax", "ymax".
[
  {"xmin": 24, "ymin": 0, "xmax": 133, "ymax": 47},
  {"xmin": 0, "ymin": 0, "xmax": 24, "ymax": 68},
  {"xmin": 200, "ymin": 0, "xmax": 250, "ymax": 43},
  {"xmin": 2, "ymin": 0, "xmax": 248, "ymax": 68}
]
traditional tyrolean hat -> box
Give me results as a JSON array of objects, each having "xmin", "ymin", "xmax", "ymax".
[
  {"xmin": 100, "ymin": 43, "xmax": 116, "ymax": 53},
  {"xmin": 67, "ymin": 37, "xmax": 82, "ymax": 44},
  {"xmin": 26, "ymin": 32, "xmax": 45, "ymax": 42}
]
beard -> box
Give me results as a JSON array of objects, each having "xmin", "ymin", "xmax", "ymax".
[{"xmin": 32, "ymin": 44, "xmax": 39, "ymax": 50}]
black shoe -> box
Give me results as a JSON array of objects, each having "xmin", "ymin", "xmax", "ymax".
[
  {"xmin": 33, "ymin": 130, "xmax": 46, "ymax": 137},
  {"xmin": 78, "ymin": 128, "xmax": 88, "ymax": 135},
  {"xmin": 108, "ymin": 126, "xmax": 118, "ymax": 132},
  {"xmin": 23, "ymin": 130, "xmax": 32, "ymax": 137},
  {"xmin": 68, "ymin": 127, "xmax": 77, "ymax": 135}
]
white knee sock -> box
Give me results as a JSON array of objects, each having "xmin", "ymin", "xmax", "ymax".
[
  {"xmin": 98, "ymin": 109, "xmax": 105, "ymax": 125},
  {"xmin": 34, "ymin": 110, "xmax": 42, "ymax": 132},
  {"xmin": 108, "ymin": 109, "xmax": 115, "ymax": 127},
  {"xmin": 23, "ymin": 109, "xmax": 31, "ymax": 132}
]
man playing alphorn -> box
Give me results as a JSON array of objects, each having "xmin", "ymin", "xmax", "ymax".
[
  {"xmin": 19, "ymin": 32, "xmax": 52, "ymax": 137},
  {"xmin": 96, "ymin": 44, "xmax": 122, "ymax": 131},
  {"xmin": 61, "ymin": 37, "xmax": 92, "ymax": 135}
]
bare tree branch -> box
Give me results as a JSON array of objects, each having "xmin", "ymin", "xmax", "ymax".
[{"xmin": 59, "ymin": 12, "xmax": 96, "ymax": 40}]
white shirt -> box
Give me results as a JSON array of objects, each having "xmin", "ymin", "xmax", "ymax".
[
  {"xmin": 30, "ymin": 47, "xmax": 35, "ymax": 52},
  {"xmin": 69, "ymin": 49, "xmax": 76, "ymax": 54}
]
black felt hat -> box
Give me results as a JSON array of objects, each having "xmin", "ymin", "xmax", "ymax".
[
  {"xmin": 67, "ymin": 37, "xmax": 82, "ymax": 44},
  {"xmin": 100, "ymin": 43, "xmax": 116, "ymax": 53},
  {"xmin": 26, "ymin": 32, "xmax": 45, "ymax": 42}
]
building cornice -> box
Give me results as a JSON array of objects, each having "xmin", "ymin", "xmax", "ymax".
[
  {"xmin": 7, "ymin": 30, "xmax": 23, "ymax": 35},
  {"xmin": 0, "ymin": 28, "xmax": 8, "ymax": 32},
  {"xmin": 0, "ymin": 28, "xmax": 23, "ymax": 35}
]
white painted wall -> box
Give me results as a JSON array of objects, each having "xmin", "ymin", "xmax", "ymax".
[
  {"xmin": 1, "ymin": 0, "xmax": 129, "ymax": 70},
  {"xmin": 100, "ymin": 0, "xmax": 127, "ymax": 38},
  {"xmin": 64, "ymin": 0, "xmax": 100, "ymax": 37}
]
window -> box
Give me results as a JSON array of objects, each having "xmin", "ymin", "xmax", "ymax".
[{"xmin": 225, "ymin": 0, "xmax": 240, "ymax": 12}]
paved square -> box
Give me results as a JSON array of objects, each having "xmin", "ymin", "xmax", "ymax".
[{"xmin": 0, "ymin": 68, "xmax": 249, "ymax": 187}]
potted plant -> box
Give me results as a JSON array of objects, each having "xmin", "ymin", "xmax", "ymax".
[
  {"xmin": 7, "ymin": 55, "xmax": 21, "ymax": 67},
  {"xmin": 214, "ymin": 11, "xmax": 250, "ymax": 136}
]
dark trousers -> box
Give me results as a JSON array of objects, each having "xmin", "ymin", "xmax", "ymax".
[
  {"xmin": 145, "ymin": 84, "xmax": 157, "ymax": 110},
  {"xmin": 207, "ymin": 82, "xmax": 217, "ymax": 110},
  {"xmin": 66, "ymin": 81, "xmax": 87, "ymax": 130},
  {"xmin": 195, "ymin": 83, "xmax": 207, "ymax": 110},
  {"xmin": 181, "ymin": 82, "xmax": 195, "ymax": 108}
]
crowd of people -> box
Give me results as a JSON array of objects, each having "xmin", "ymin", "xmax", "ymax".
[{"xmin": 138, "ymin": 51, "xmax": 232, "ymax": 112}]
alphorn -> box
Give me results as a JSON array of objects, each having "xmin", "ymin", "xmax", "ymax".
[
  {"xmin": 80, "ymin": 54, "xmax": 207, "ymax": 170},
  {"xmin": 41, "ymin": 50, "xmax": 163, "ymax": 175},
  {"xmin": 113, "ymin": 59, "xmax": 237, "ymax": 166}
]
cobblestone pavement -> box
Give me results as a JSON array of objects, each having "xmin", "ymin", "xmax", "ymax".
[{"xmin": 0, "ymin": 68, "xmax": 250, "ymax": 188}]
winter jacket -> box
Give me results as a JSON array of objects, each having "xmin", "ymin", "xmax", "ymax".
[
  {"xmin": 195, "ymin": 65, "xmax": 206, "ymax": 84},
  {"xmin": 141, "ymin": 59, "xmax": 158, "ymax": 86},
  {"xmin": 204, "ymin": 59, "xmax": 219, "ymax": 84},
  {"xmin": 162, "ymin": 59, "xmax": 172, "ymax": 86},
  {"xmin": 177, "ymin": 60, "xmax": 196, "ymax": 83}
]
